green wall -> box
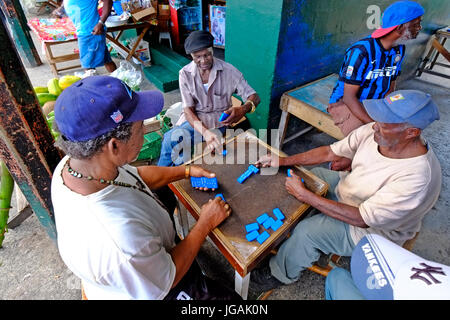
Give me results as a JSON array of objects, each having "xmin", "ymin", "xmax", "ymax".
[{"xmin": 225, "ymin": 0, "xmax": 284, "ymax": 132}]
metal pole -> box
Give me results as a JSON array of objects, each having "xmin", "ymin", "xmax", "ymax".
[
  {"xmin": 0, "ymin": 0, "xmax": 42, "ymax": 68},
  {"xmin": 0, "ymin": 14, "xmax": 62, "ymax": 241}
]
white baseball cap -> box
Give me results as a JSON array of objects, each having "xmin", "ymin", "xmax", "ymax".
[{"xmin": 351, "ymin": 234, "xmax": 450, "ymax": 300}]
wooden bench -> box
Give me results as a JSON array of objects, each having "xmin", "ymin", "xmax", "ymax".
[
  {"xmin": 277, "ymin": 73, "xmax": 344, "ymax": 149},
  {"xmin": 416, "ymin": 27, "xmax": 450, "ymax": 80}
]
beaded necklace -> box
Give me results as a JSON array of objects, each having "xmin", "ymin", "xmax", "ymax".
[{"xmin": 64, "ymin": 158, "xmax": 168, "ymax": 211}]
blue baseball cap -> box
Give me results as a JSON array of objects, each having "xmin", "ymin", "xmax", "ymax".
[
  {"xmin": 54, "ymin": 76, "xmax": 164, "ymax": 142},
  {"xmin": 351, "ymin": 234, "xmax": 450, "ymax": 300},
  {"xmin": 372, "ymin": 1, "xmax": 425, "ymax": 38},
  {"xmin": 362, "ymin": 90, "xmax": 439, "ymax": 129}
]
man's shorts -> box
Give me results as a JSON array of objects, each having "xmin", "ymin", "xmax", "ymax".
[
  {"xmin": 327, "ymin": 100, "xmax": 365, "ymax": 137},
  {"xmin": 77, "ymin": 33, "xmax": 112, "ymax": 69}
]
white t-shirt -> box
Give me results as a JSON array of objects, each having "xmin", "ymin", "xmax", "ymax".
[
  {"xmin": 52, "ymin": 156, "xmax": 176, "ymax": 299},
  {"xmin": 330, "ymin": 123, "xmax": 442, "ymax": 246}
]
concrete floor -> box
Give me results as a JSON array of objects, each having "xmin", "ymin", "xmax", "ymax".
[{"xmin": 0, "ymin": 8, "xmax": 448, "ymax": 300}]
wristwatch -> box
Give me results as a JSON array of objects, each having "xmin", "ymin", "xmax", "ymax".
[{"xmin": 98, "ymin": 19, "xmax": 104, "ymax": 25}]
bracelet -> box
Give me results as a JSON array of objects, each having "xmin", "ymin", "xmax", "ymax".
[
  {"xmin": 245, "ymin": 100, "xmax": 256, "ymax": 114},
  {"xmin": 185, "ymin": 165, "xmax": 190, "ymax": 179},
  {"xmin": 98, "ymin": 19, "xmax": 104, "ymax": 25}
]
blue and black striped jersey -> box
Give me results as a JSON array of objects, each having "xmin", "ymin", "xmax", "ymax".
[{"xmin": 329, "ymin": 37, "xmax": 405, "ymax": 104}]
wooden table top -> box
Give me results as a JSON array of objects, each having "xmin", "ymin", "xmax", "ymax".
[{"xmin": 169, "ymin": 131, "xmax": 328, "ymax": 276}]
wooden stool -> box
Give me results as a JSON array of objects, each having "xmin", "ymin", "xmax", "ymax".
[{"xmin": 416, "ymin": 27, "xmax": 450, "ymax": 80}]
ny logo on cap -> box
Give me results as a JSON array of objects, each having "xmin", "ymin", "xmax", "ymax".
[
  {"xmin": 110, "ymin": 110, "xmax": 124, "ymax": 123},
  {"xmin": 410, "ymin": 262, "xmax": 446, "ymax": 285}
]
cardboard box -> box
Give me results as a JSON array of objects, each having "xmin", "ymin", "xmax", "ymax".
[
  {"xmin": 158, "ymin": 4, "xmax": 170, "ymax": 17},
  {"xmin": 131, "ymin": 6, "xmax": 157, "ymax": 21}
]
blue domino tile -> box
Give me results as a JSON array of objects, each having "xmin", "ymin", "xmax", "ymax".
[
  {"xmin": 219, "ymin": 112, "xmax": 229, "ymax": 122},
  {"xmin": 245, "ymin": 222, "xmax": 259, "ymax": 233},
  {"xmin": 256, "ymin": 231, "xmax": 270, "ymax": 244},
  {"xmin": 237, "ymin": 165, "xmax": 260, "ymax": 184},
  {"xmin": 262, "ymin": 217, "xmax": 275, "ymax": 229},
  {"xmin": 271, "ymin": 219, "xmax": 283, "ymax": 231},
  {"xmin": 287, "ymin": 169, "xmax": 304, "ymax": 183},
  {"xmin": 256, "ymin": 213, "xmax": 269, "ymax": 224},
  {"xmin": 246, "ymin": 230, "xmax": 259, "ymax": 242},
  {"xmin": 215, "ymin": 193, "xmax": 226, "ymax": 202},
  {"xmin": 273, "ymin": 208, "xmax": 285, "ymax": 221}
]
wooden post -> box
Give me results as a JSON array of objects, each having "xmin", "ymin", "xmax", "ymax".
[
  {"xmin": 0, "ymin": 16, "xmax": 62, "ymax": 241},
  {"xmin": 0, "ymin": 0, "xmax": 42, "ymax": 67}
]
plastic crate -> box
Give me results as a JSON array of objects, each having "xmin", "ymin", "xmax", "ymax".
[{"xmin": 137, "ymin": 115, "xmax": 172, "ymax": 160}]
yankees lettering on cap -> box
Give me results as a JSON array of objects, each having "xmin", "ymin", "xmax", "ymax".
[{"xmin": 54, "ymin": 76, "xmax": 164, "ymax": 142}]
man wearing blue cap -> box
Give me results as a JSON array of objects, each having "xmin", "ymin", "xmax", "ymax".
[
  {"xmin": 328, "ymin": 1, "xmax": 424, "ymax": 171},
  {"xmin": 51, "ymin": 76, "xmax": 240, "ymax": 299},
  {"xmin": 64, "ymin": 0, "xmax": 117, "ymax": 72},
  {"xmin": 252, "ymin": 90, "xmax": 442, "ymax": 291}
]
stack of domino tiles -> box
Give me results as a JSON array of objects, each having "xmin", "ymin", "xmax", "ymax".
[
  {"xmin": 190, "ymin": 176, "xmax": 219, "ymax": 189},
  {"xmin": 245, "ymin": 208, "xmax": 285, "ymax": 244}
]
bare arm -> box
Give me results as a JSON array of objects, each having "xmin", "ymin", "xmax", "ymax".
[
  {"xmin": 342, "ymin": 83, "xmax": 373, "ymax": 124},
  {"xmin": 92, "ymin": 0, "xmax": 112, "ymax": 35},
  {"xmin": 184, "ymin": 106, "xmax": 221, "ymax": 152},
  {"xmin": 169, "ymin": 198, "xmax": 230, "ymax": 288},
  {"xmin": 221, "ymin": 93, "xmax": 261, "ymax": 126},
  {"xmin": 286, "ymin": 171, "xmax": 368, "ymax": 228},
  {"xmin": 137, "ymin": 165, "xmax": 216, "ymax": 190},
  {"xmin": 257, "ymin": 145, "xmax": 344, "ymax": 168}
]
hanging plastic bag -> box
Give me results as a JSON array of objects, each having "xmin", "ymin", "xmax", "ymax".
[{"xmin": 110, "ymin": 61, "xmax": 142, "ymax": 91}]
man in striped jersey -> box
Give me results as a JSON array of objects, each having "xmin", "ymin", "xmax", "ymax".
[{"xmin": 328, "ymin": 1, "xmax": 424, "ymax": 140}]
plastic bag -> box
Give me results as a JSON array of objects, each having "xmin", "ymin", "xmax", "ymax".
[
  {"xmin": 164, "ymin": 102, "xmax": 183, "ymax": 126},
  {"xmin": 110, "ymin": 61, "xmax": 142, "ymax": 91}
]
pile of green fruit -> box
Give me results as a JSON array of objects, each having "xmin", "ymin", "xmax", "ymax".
[{"xmin": 34, "ymin": 75, "xmax": 82, "ymax": 140}]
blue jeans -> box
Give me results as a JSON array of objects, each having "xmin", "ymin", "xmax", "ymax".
[
  {"xmin": 325, "ymin": 268, "xmax": 365, "ymax": 300},
  {"xmin": 158, "ymin": 121, "xmax": 226, "ymax": 167},
  {"xmin": 269, "ymin": 167, "xmax": 356, "ymax": 284}
]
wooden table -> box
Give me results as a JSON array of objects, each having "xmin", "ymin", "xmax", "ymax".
[
  {"xmin": 416, "ymin": 27, "xmax": 450, "ymax": 80},
  {"xmin": 277, "ymin": 73, "xmax": 344, "ymax": 149},
  {"xmin": 43, "ymin": 38, "xmax": 80, "ymax": 76},
  {"xmin": 105, "ymin": 21, "xmax": 153, "ymax": 64},
  {"xmin": 169, "ymin": 131, "xmax": 328, "ymax": 299},
  {"xmin": 33, "ymin": 20, "xmax": 153, "ymax": 75}
]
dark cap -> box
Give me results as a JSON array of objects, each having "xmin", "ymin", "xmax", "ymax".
[{"xmin": 184, "ymin": 31, "xmax": 214, "ymax": 54}]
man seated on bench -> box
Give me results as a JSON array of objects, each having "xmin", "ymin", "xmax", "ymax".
[
  {"xmin": 328, "ymin": 1, "xmax": 424, "ymax": 170},
  {"xmin": 250, "ymin": 90, "xmax": 442, "ymax": 291},
  {"xmin": 158, "ymin": 31, "xmax": 260, "ymax": 167}
]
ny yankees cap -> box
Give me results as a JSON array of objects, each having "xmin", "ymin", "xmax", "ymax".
[
  {"xmin": 351, "ymin": 234, "xmax": 450, "ymax": 300},
  {"xmin": 362, "ymin": 90, "xmax": 440, "ymax": 130},
  {"xmin": 371, "ymin": 1, "xmax": 424, "ymax": 38},
  {"xmin": 54, "ymin": 76, "xmax": 164, "ymax": 142}
]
